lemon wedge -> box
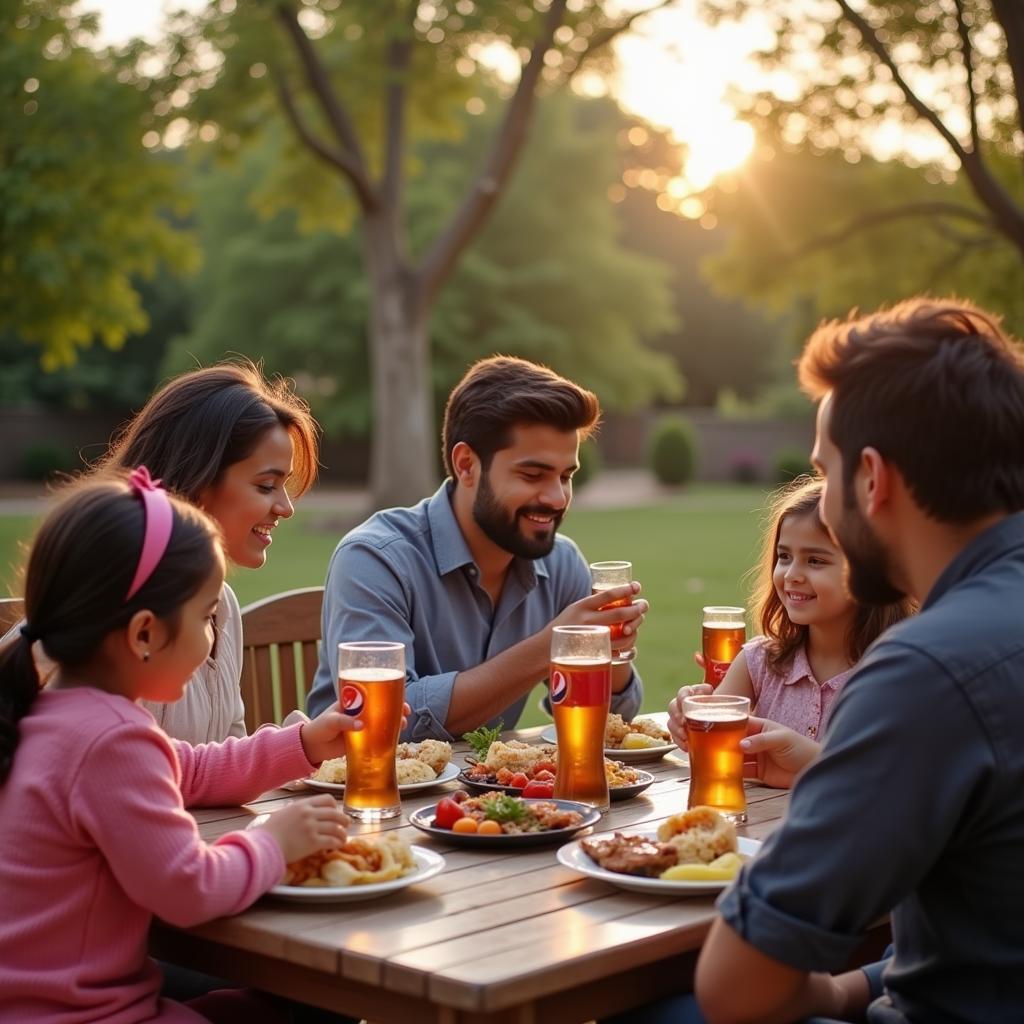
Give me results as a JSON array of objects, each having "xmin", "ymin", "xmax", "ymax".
[{"xmin": 621, "ymin": 732, "xmax": 662, "ymax": 749}]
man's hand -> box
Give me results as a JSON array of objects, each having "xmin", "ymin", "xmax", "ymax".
[
  {"xmin": 740, "ymin": 716, "xmax": 820, "ymax": 789},
  {"xmin": 551, "ymin": 582, "xmax": 648, "ymax": 661}
]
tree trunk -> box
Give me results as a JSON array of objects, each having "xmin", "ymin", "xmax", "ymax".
[{"xmin": 363, "ymin": 213, "xmax": 437, "ymax": 510}]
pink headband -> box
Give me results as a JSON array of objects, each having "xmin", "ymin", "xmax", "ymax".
[{"xmin": 125, "ymin": 466, "xmax": 174, "ymax": 601}]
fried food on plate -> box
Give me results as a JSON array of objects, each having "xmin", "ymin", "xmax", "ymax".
[
  {"xmin": 657, "ymin": 806, "xmax": 737, "ymax": 864},
  {"xmin": 604, "ymin": 713, "xmax": 671, "ymax": 749},
  {"xmin": 284, "ymin": 834, "xmax": 416, "ymax": 887}
]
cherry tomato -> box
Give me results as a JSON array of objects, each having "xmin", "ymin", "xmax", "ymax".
[
  {"xmin": 509, "ymin": 772, "xmax": 530, "ymax": 789},
  {"xmin": 522, "ymin": 779, "xmax": 555, "ymax": 798},
  {"xmin": 477, "ymin": 819, "xmax": 502, "ymax": 836},
  {"xmin": 532, "ymin": 769, "xmax": 555, "ymax": 783},
  {"xmin": 452, "ymin": 817, "xmax": 479, "ymax": 834},
  {"xmin": 434, "ymin": 797, "xmax": 465, "ymax": 829}
]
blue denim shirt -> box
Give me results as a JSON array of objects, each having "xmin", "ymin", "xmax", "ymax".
[
  {"xmin": 718, "ymin": 511, "xmax": 1024, "ymax": 1023},
  {"xmin": 306, "ymin": 482, "xmax": 643, "ymax": 740}
]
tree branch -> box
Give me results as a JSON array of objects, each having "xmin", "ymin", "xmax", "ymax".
[
  {"xmin": 272, "ymin": 67, "xmax": 374, "ymax": 193},
  {"xmin": 836, "ymin": 0, "xmax": 1024, "ymax": 258},
  {"xmin": 836, "ymin": 0, "xmax": 970, "ymax": 163},
  {"xmin": 382, "ymin": 11, "xmax": 412, "ymax": 213},
  {"xmin": 274, "ymin": 2, "xmax": 378, "ymax": 211},
  {"xmin": 413, "ymin": 0, "xmax": 569, "ymax": 312},
  {"xmin": 563, "ymin": 0, "xmax": 681, "ymax": 82},
  {"xmin": 990, "ymin": 0, "xmax": 1024, "ymax": 170},
  {"xmin": 790, "ymin": 201, "xmax": 995, "ymax": 259},
  {"xmin": 954, "ymin": 0, "xmax": 980, "ymax": 154}
]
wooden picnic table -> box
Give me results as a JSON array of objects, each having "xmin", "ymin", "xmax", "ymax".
[{"xmin": 151, "ymin": 721, "xmax": 791, "ymax": 1023}]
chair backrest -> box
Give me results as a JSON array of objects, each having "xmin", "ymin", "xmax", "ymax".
[
  {"xmin": 0, "ymin": 597, "xmax": 25, "ymax": 637},
  {"xmin": 239, "ymin": 586, "xmax": 324, "ymax": 732}
]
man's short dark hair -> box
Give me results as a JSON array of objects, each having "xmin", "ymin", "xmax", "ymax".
[
  {"xmin": 442, "ymin": 356, "xmax": 600, "ymax": 476},
  {"xmin": 798, "ymin": 297, "xmax": 1024, "ymax": 522}
]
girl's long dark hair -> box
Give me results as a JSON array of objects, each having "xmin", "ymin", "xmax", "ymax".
[
  {"xmin": 750, "ymin": 476, "xmax": 914, "ymax": 673},
  {"xmin": 97, "ymin": 360, "xmax": 320, "ymax": 502},
  {"xmin": 0, "ymin": 476, "xmax": 220, "ymax": 783}
]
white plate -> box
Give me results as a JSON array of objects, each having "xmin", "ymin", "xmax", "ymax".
[
  {"xmin": 539, "ymin": 725, "xmax": 678, "ymax": 763},
  {"xmin": 557, "ymin": 833, "xmax": 761, "ymax": 895},
  {"xmin": 266, "ymin": 845, "xmax": 445, "ymax": 903},
  {"xmin": 304, "ymin": 761, "xmax": 460, "ymax": 795}
]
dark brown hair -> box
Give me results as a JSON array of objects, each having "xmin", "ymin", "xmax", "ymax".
[
  {"xmin": 98, "ymin": 360, "xmax": 320, "ymax": 502},
  {"xmin": 751, "ymin": 476, "xmax": 913, "ymax": 672},
  {"xmin": 0, "ymin": 476, "xmax": 221, "ymax": 782},
  {"xmin": 441, "ymin": 356, "xmax": 600, "ymax": 476},
  {"xmin": 798, "ymin": 298, "xmax": 1024, "ymax": 522}
]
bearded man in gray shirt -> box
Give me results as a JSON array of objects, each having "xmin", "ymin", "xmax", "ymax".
[{"xmin": 307, "ymin": 356, "xmax": 647, "ymax": 740}]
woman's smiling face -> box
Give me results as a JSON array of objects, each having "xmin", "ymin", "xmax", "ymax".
[{"xmin": 198, "ymin": 425, "xmax": 295, "ymax": 568}]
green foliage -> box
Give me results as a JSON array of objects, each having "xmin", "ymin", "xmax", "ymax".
[
  {"xmin": 0, "ymin": 1, "xmax": 195, "ymax": 366},
  {"xmin": 574, "ymin": 440, "xmax": 603, "ymax": 489},
  {"xmin": 168, "ymin": 92, "xmax": 683, "ymax": 435},
  {"xmin": 773, "ymin": 447, "xmax": 812, "ymax": 484},
  {"xmin": 703, "ymin": 147, "xmax": 1024, "ymax": 336},
  {"xmin": 19, "ymin": 442, "xmax": 76, "ymax": 481},
  {"xmin": 648, "ymin": 414, "xmax": 697, "ymax": 486}
]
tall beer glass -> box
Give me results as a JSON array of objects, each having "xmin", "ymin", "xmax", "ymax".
[
  {"xmin": 338, "ymin": 641, "xmax": 405, "ymax": 822},
  {"xmin": 701, "ymin": 606, "xmax": 746, "ymax": 686},
  {"xmin": 684, "ymin": 693, "xmax": 749, "ymax": 823},
  {"xmin": 590, "ymin": 561, "xmax": 635, "ymax": 665},
  {"xmin": 551, "ymin": 625, "xmax": 612, "ymax": 812}
]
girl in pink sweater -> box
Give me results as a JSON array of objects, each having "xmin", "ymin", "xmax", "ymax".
[{"xmin": 0, "ymin": 471, "xmax": 356, "ymax": 1023}]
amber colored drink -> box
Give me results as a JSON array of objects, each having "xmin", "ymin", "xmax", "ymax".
[
  {"xmin": 551, "ymin": 657, "xmax": 612, "ymax": 811},
  {"xmin": 685, "ymin": 704, "xmax": 748, "ymax": 822},
  {"xmin": 592, "ymin": 587, "xmax": 631, "ymax": 642},
  {"xmin": 702, "ymin": 622, "xmax": 746, "ymax": 686},
  {"xmin": 340, "ymin": 667, "xmax": 405, "ymax": 821}
]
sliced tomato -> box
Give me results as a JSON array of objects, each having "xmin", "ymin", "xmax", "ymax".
[
  {"xmin": 533, "ymin": 761, "xmax": 556, "ymax": 775},
  {"xmin": 532, "ymin": 769, "xmax": 555, "ymax": 783},
  {"xmin": 434, "ymin": 797, "xmax": 465, "ymax": 830},
  {"xmin": 522, "ymin": 779, "xmax": 555, "ymax": 799},
  {"xmin": 509, "ymin": 772, "xmax": 530, "ymax": 789}
]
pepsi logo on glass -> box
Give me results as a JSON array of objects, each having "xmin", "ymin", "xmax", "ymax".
[
  {"xmin": 340, "ymin": 684, "xmax": 365, "ymax": 716},
  {"xmin": 550, "ymin": 669, "xmax": 569, "ymax": 705}
]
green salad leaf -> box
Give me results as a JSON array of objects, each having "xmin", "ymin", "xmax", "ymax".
[
  {"xmin": 462, "ymin": 720, "xmax": 503, "ymax": 759},
  {"xmin": 481, "ymin": 793, "xmax": 527, "ymax": 823}
]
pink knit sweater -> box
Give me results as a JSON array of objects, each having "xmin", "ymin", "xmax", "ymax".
[{"xmin": 0, "ymin": 687, "xmax": 315, "ymax": 1023}]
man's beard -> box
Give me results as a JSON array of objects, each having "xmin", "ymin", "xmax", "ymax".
[
  {"xmin": 834, "ymin": 489, "xmax": 906, "ymax": 606},
  {"xmin": 472, "ymin": 470, "xmax": 563, "ymax": 559}
]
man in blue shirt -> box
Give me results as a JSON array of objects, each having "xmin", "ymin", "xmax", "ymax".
[
  {"xmin": 692, "ymin": 299, "xmax": 1024, "ymax": 1023},
  {"xmin": 307, "ymin": 356, "xmax": 646, "ymax": 740}
]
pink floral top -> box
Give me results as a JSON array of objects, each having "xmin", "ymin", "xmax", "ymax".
[{"xmin": 744, "ymin": 635, "xmax": 854, "ymax": 740}]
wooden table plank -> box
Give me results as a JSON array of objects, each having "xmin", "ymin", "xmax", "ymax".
[{"xmin": 154, "ymin": 719, "xmax": 791, "ymax": 1023}]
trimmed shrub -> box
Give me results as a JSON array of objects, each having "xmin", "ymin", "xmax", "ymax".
[
  {"xmin": 774, "ymin": 447, "xmax": 812, "ymax": 483},
  {"xmin": 574, "ymin": 439, "xmax": 603, "ymax": 489},
  {"xmin": 728, "ymin": 449, "xmax": 761, "ymax": 484},
  {"xmin": 20, "ymin": 443, "xmax": 77, "ymax": 482},
  {"xmin": 648, "ymin": 414, "xmax": 696, "ymax": 486}
]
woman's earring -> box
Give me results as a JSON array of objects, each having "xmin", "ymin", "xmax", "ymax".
[{"xmin": 142, "ymin": 651, "xmax": 150, "ymax": 662}]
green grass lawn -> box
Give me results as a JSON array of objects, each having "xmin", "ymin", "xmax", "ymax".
[{"xmin": 0, "ymin": 485, "xmax": 769, "ymax": 727}]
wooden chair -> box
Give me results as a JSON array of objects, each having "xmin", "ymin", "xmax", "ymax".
[
  {"xmin": 0, "ymin": 597, "xmax": 25, "ymax": 637},
  {"xmin": 239, "ymin": 587, "xmax": 323, "ymax": 732}
]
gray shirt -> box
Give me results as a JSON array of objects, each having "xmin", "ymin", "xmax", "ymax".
[
  {"xmin": 306, "ymin": 482, "xmax": 643, "ymax": 739},
  {"xmin": 718, "ymin": 511, "xmax": 1024, "ymax": 1023}
]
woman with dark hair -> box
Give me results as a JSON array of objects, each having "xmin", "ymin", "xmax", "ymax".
[{"xmin": 11, "ymin": 361, "xmax": 320, "ymax": 744}]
